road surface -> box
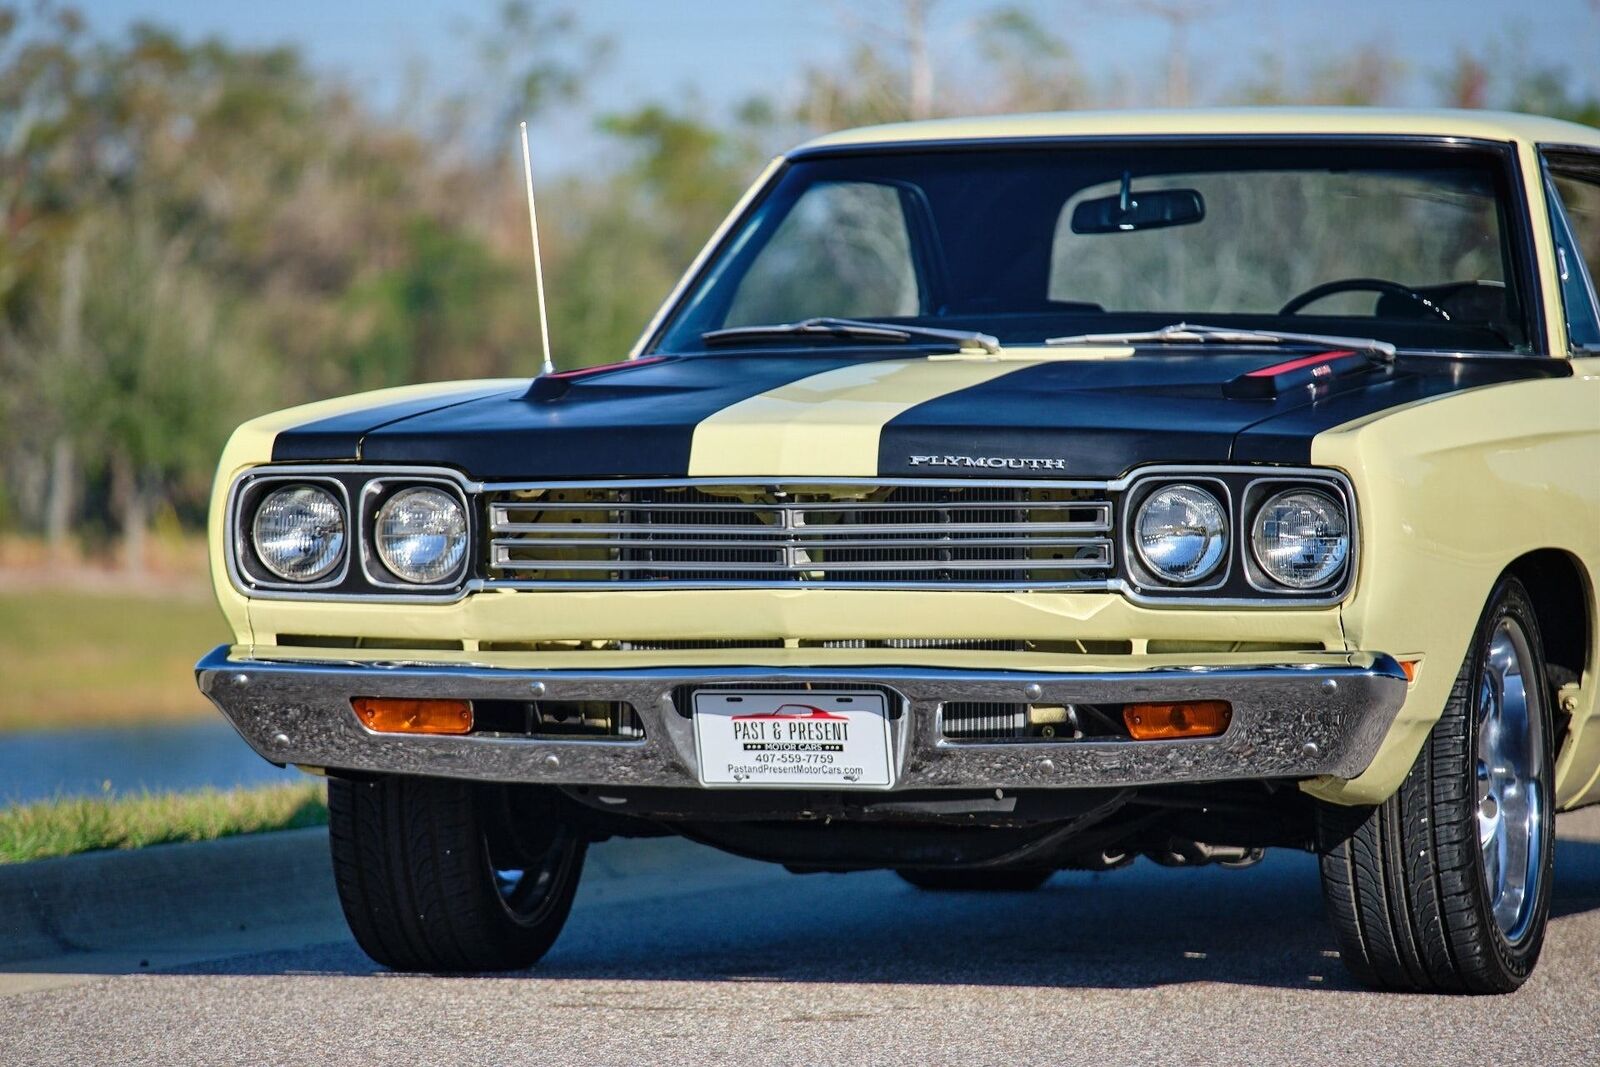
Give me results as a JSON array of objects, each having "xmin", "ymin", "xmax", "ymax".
[{"xmin": 3, "ymin": 810, "xmax": 1598, "ymax": 1065}]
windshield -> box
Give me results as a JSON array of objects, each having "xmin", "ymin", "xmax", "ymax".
[{"xmin": 652, "ymin": 142, "xmax": 1532, "ymax": 354}]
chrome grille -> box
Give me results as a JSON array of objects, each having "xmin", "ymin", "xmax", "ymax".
[
  {"xmin": 484, "ymin": 481, "xmax": 1114, "ymax": 589},
  {"xmin": 942, "ymin": 702, "xmax": 1027, "ymax": 740}
]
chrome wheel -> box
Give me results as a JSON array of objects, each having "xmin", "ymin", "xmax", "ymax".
[{"xmin": 1475, "ymin": 617, "xmax": 1545, "ymax": 946}]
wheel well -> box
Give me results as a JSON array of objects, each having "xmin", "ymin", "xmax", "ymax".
[{"xmin": 1506, "ymin": 549, "xmax": 1591, "ymax": 683}]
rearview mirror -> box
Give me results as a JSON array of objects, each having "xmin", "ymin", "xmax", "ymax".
[{"xmin": 1070, "ymin": 187, "xmax": 1205, "ymax": 234}]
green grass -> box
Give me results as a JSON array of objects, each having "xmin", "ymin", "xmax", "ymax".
[
  {"xmin": 0, "ymin": 782, "xmax": 328, "ymax": 864},
  {"xmin": 0, "ymin": 590, "xmax": 228, "ymax": 732}
]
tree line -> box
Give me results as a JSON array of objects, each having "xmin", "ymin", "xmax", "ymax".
[{"xmin": 1, "ymin": 0, "xmax": 1595, "ymax": 568}]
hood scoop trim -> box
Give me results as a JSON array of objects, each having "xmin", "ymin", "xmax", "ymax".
[
  {"xmin": 526, "ymin": 356, "xmax": 676, "ymax": 402},
  {"xmin": 1223, "ymin": 349, "xmax": 1367, "ymax": 399}
]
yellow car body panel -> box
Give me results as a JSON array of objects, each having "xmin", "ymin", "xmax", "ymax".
[
  {"xmin": 1305, "ymin": 370, "xmax": 1600, "ymax": 806},
  {"xmin": 208, "ymin": 380, "xmax": 525, "ymax": 645},
  {"xmin": 799, "ymin": 107, "xmax": 1600, "ymax": 154}
]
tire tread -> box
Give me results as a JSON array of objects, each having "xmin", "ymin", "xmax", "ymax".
[{"xmin": 327, "ymin": 776, "xmax": 583, "ymax": 972}]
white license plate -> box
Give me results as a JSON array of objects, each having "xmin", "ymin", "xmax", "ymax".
[{"xmin": 692, "ymin": 690, "xmax": 894, "ymax": 788}]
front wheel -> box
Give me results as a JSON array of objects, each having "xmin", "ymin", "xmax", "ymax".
[
  {"xmin": 328, "ymin": 776, "xmax": 586, "ymax": 972},
  {"xmin": 1317, "ymin": 576, "xmax": 1555, "ymax": 993}
]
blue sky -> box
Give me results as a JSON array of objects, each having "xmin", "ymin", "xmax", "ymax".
[{"xmin": 84, "ymin": 0, "xmax": 1596, "ymax": 171}]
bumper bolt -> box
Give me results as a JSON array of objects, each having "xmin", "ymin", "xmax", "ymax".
[
  {"xmin": 234, "ymin": 674, "xmax": 250, "ymax": 687},
  {"xmin": 529, "ymin": 681, "xmax": 547, "ymax": 698},
  {"xmin": 1320, "ymin": 679, "xmax": 1338, "ymax": 695},
  {"xmin": 1023, "ymin": 683, "xmax": 1043, "ymax": 701},
  {"xmin": 1039, "ymin": 758, "xmax": 1056, "ymax": 773},
  {"xmin": 1301, "ymin": 741, "xmax": 1320, "ymax": 759},
  {"xmin": 543, "ymin": 754, "xmax": 561, "ymax": 769},
  {"xmin": 271, "ymin": 732, "xmax": 290, "ymax": 748}
]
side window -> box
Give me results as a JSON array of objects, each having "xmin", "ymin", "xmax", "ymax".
[
  {"xmin": 1544, "ymin": 162, "xmax": 1600, "ymax": 349},
  {"xmin": 1551, "ymin": 172, "xmax": 1600, "ymax": 281},
  {"xmin": 722, "ymin": 182, "xmax": 920, "ymax": 328}
]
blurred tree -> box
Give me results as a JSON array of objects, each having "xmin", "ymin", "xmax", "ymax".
[
  {"xmin": 1236, "ymin": 41, "xmax": 1404, "ymax": 106},
  {"xmin": 797, "ymin": 0, "xmax": 943, "ymax": 128},
  {"xmin": 971, "ymin": 8, "xmax": 1087, "ymax": 113},
  {"xmin": 437, "ymin": 0, "xmax": 610, "ymax": 163}
]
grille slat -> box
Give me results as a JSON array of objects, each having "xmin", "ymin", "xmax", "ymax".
[
  {"xmin": 483, "ymin": 481, "xmax": 1114, "ymax": 589},
  {"xmin": 488, "ymin": 555, "xmax": 1111, "ymax": 573},
  {"xmin": 494, "ymin": 536, "xmax": 1110, "ymax": 551},
  {"xmin": 488, "ymin": 520, "xmax": 1109, "ymax": 536},
  {"xmin": 491, "ymin": 500, "xmax": 1112, "ymax": 514}
]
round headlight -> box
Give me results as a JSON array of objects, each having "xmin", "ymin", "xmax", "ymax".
[
  {"xmin": 374, "ymin": 486, "xmax": 467, "ymax": 584},
  {"xmin": 1134, "ymin": 484, "xmax": 1227, "ymax": 584},
  {"xmin": 1251, "ymin": 489, "xmax": 1349, "ymax": 589},
  {"xmin": 251, "ymin": 485, "xmax": 346, "ymax": 582}
]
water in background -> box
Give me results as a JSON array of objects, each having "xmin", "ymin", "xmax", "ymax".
[{"xmin": 0, "ymin": 720, "xmax": 301, "ymax": 804}]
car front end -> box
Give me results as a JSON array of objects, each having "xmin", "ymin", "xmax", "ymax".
[{"xmin": 197, "ymin": 109, "xmax": 1600, "ymax": 990}]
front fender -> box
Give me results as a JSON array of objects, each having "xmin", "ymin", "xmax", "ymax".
[{"xmin": 1304, "ymin": 369, "xmax": 1600, "ymax": 806}]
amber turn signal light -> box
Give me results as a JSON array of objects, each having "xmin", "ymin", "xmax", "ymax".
[
  {"xmin": 1123, "ymin": 700, "xmax": 1231, "ymax": 740},
  {"xmin": 353, "ymin": 697, "xmax": 472, "ymax": 735}
]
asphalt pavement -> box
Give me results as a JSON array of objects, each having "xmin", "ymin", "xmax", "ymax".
[{"xmin": 3, "ymin": 809, "xmax": 1599, "ymax": 1066}]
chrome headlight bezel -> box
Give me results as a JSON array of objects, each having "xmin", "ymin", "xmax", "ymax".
[
  {"xmin": 369, "ymin": 484, "xmax": 471, "ymax": 587},
  {"xmin": 1122, "ymin": 476, "xmax": 1234, "ymax": 593},
  {"xmin": 1247, "ymin": 486, "xmax": 1352, "ymax": 591},
  {"xmin": 1130, "ymin": 482, "xmax": 1230, "ymax": 586},
  {"xmin": 234, "ymin": 476, "xmax": 351, "ymax": 590},
  {"xmin": 1117, "ymin": 466, "xmax": 1357, "ymax": 606},
  {"xmin": 226, "ymin": 467, "xmax": 474, "ymax": 601}
]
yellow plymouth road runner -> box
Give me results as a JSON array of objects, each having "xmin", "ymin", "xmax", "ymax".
[{"xmin": 198, "ymin": 108, "xmax": 1600, "ymax": 993}]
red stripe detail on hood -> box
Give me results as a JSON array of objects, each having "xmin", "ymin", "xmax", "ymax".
[{"xmin": 1244, "ymin": 349, "xmax": 1357, "ymax": 377}]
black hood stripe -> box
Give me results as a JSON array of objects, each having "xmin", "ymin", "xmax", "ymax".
[
  {"xmin": 878, "ymin": 353, "xmax": 1568, "ymax": 477},
  {"xmin": 266, "ymin": 347, "xmax": 1570, "ymax": 481},
  {"xmin": 356, "ymin": 352, "xmax": 902, "ymax": 478}
]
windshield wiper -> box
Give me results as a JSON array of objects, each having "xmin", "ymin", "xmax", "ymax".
[
  {"xmin": 702, "ymin": 317, "xmax": 1001, "ymax": 354},
  {"xmin": 1044, "ymin": 322, "xmax": 1395, "ymax": 362}
]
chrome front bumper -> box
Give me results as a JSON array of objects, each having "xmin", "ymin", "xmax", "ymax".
[{"xmin": 197, "ymin": 645, "xmax": 1409, "ymax": 791}]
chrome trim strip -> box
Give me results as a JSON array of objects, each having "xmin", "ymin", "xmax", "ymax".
[
  {"xmin": 489, "ymin": 521, "xmax": 1111, "ymax": 536},
  {"xmin": 197, "ymin": 645, "xmax": 1409, "ymax": 791},
  {"xmin": 487, "ymin": 554, "xmax": 1113, "ymax": 573},
  {"xmin": 489, "ymin": 501, "xmax": 1114, "ymax": 517}
]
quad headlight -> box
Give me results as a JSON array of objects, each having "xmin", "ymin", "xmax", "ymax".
[
  {"xmin": 251, "ymin": 485, "xmax": 346, "ymax": 582},
  {"xmin": 373, "ymin": 486, "xmax": 468, "ymax": 584},
  {"xmin": 1251, "ymin": 489, "xmax": 1349, "ymax": 589},
  {"xmin": 1133, "ymin": 483, "xmax": 1227, "ymax": 584}
]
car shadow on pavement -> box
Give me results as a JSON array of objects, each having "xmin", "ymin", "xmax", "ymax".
[{"xmin": 134, "ymin": 833, "xmax": 1600, "ymax": 994}]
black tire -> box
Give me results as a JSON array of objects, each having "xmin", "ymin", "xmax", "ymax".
[
  {"xmin": 897, "ymin": 867, "xmax": 1054, "ymax": 892},
  {"xmin": 1317, "ymin": 576, "xmax": 1555, "ymax": 994},
  {"xmin": 328, "ymin": 775, "xmax": 586, "ymax": 972}
]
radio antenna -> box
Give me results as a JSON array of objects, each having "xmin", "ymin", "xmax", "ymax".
[{"xmin": 519, "ymin": 121, "xmax": 555, "ymax": 376}]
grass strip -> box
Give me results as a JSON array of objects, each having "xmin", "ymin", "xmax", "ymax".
[
  {"xmin": 0, "ymin": 781, "xmax": 328, "ymax": 864},
  {"xmin": 0, "ymin": 590, "xmax": 228, "ymax": 732}
]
